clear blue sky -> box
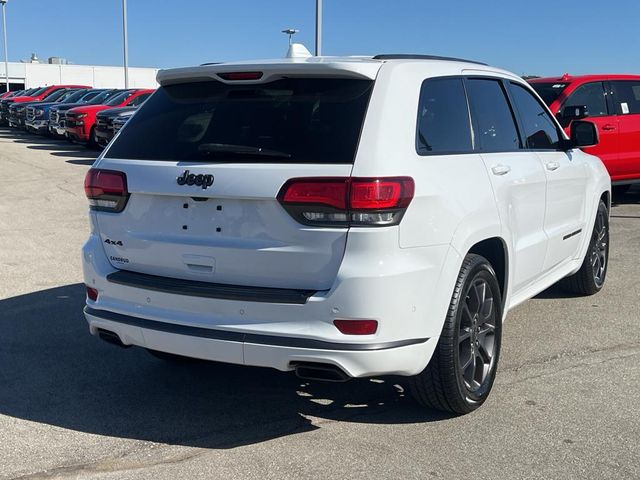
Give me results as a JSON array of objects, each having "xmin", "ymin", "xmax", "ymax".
[{"xmin": 2, "ymin": 0, "xmax": 639, "ymax": 76}]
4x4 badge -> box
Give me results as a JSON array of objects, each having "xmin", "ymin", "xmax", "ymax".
[{"xmin": 177, "ymin": 170, "xmax": 214, "ymax": 190}]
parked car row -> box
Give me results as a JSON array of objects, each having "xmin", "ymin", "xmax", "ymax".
[{"xmin": 0, "ymin": 85, "xmax": 154, "ymax": 148}]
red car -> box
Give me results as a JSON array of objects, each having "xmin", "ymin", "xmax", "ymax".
[
  {"xmin": 65, "ymin": 89, "xmax": 154, "ymax": 146},
  {"xmin": 8, "ymin": 84, "xmax": 90, "ymax": 104},
  {"xmin": 529, "ymin": 74, "xmax": 640, "ymax": 189}
]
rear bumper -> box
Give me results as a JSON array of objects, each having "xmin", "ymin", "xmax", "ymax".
[
  {"xmin": 82, "ymin": 226, "xmax": 458, "ymax": 377},
  {"xmin": 84, "ymin": 306, "xmax": 435, "ymax": 377}
]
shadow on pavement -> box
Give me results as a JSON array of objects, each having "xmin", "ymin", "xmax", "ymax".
[
  {"xmin": 64, "ymin": 157, "xmax": 96, "ymax": 165},
  {"xmin": 0, "ymin": 285, "xmax": 449, "ymax": 450},
  {"xmin": 25, "ymin": 142, "xmax": 99, "ymax": 162}
]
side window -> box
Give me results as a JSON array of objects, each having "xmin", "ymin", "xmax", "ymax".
[
  {"xmin": 611, "ymin": 81, "xmax": 640, "ymax": 115},
  {"xmin": 416, "ymin": 78, "xmax": 473, "ymax": 154},
  {"xmin": 466, "ymin": 79, "xmax": 520, "ymax": 152},
  {"xmin": 509, "ymin": 82, "xmax": 561, "ymax": 150},
  {"xmin": 129, "ymin": 93, "xmax": 151, "ymax": 107},
  {"xmin": 564, "ymin": 82, "xmax": 608, "ymax": 117}
]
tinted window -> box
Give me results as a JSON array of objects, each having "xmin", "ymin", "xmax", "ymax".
[
  {"xmin": 105, "ymin": 90, "xmax": 134, "ymax": 106},
  {"xmin": 62, "ymin": 89, "xmax": 89, "ymax": 103},
  {"xmin": 509, "ymin": 83, "xmax": 560, "ymax": 150},
  {"xmin": 106, "ymin": 79, "xmax": 374, "ymax": 164},
  {"xmin": 29, "ymin": 87, "xmax": 48, "ymax": 96},
  {"xmin": 128, "ymin": 92, "xmax": 151, "ymax": 106},
  {"xmin": 529, "ymin": 82, "xmax": 570, "ymax": 106},
  {"xmin": 416, "ymin": 78, "xmax": 472, "ymax": 154},
  {"xmin": 564, "ymin": 82, "xmax": 608, "ymax": 116},
  {"xmin": 88, "ymin": 90, "xmax": 121, "ymax": 105},
  {"xmin": 466, "ymin": 79, "xmax": 520, "ymax": 152},
  {"xmin": 42, "ymin": 89, "xmax": 67, "ymax": 101},
  {"xmin": 80, "ymin": 90, "xmax": 102, "ymax": 103},
  {"xmin": 611, "ymin": 81, "xmax": 640, "ymax": 115}
]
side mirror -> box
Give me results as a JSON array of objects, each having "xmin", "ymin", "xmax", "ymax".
[
  {"xmin": 569, "ymin": 120, "xmax": 599, "ymax": 148},
  {"xmin": 560, "ymin": 105, "xmax": 589, "ymax": 120}
]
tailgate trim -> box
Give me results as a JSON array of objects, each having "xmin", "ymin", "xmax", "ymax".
[
  {"xmin": 107, "ymin": 270, "xmax": 320, "ymax": 304},
  {"xmin": 84, "ymin": 307, "xmax": 429, "ymax": 351}
]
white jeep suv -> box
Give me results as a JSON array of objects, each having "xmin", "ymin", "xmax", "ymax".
[{"xmin": 82, "ymin": 54, "xmax": 610, "ymax": 414}]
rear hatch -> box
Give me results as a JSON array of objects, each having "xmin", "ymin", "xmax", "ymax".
[{"xmin": 93, "ymin": 63, "xmax": 379, "ymax": 291}]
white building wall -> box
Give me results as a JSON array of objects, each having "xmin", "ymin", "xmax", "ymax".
[
  {"xmin": 0, "ymin": 62, "xmax": 158, "ymax": 89},
  {"xmin": 0, "ymin": 62, "xmax": 26, "ymax": 86}
]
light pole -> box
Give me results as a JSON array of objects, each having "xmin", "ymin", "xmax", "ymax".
[
  {"xmin": 315, "ymin": 0, "xmax": 322, "ymax": 56},
  {"xmin": 122, "ymin": 0, "xmax": 129, "ymax": 88},
  {"xmin": 1, "ymin": 0, "xmax": 8, "ymax": 92}
]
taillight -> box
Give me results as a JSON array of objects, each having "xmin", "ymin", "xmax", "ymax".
[
  {"xmin": 333, "ymin": 319, "xmax": 378, "ymax": 335},
  {"xmin": 84, "ymin": 169, "xmax": 129, "ymax": 213},
  {"xmin": 277, "ymin": 177, "xmax": 414, "ymax": 227},
  {"xmin": 217, "ymin": 71, "xmax": 263, "ymax": 81}
]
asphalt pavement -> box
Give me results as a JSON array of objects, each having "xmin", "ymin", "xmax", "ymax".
[{"xmin": 1, "ymin": 127, "xmax": 639, "ymax": 480}]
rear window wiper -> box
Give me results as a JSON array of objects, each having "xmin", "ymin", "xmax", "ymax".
[{"xmin": 197, "ymin": 143, "xmax": 292, "ymax": 159}]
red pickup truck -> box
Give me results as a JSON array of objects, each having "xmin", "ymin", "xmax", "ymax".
[
  {"xmin": 529, "ymin": 74, "xmax": 640, "ymax": 190},
  {"xmin": 65, "ymin": 89, "xmax": 154, "ymax": 146}
]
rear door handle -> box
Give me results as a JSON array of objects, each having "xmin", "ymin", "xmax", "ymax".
[
  {"xmin": 491, "ymin": 164, "xmax": 511, "ymax": 176},
  {"xmin": 602, "ymin": 124, "xmax": 616, "ymax": 131},
  {"xmin": 546, "ymin": 161, "xmax": 560, "ymax": 171}
]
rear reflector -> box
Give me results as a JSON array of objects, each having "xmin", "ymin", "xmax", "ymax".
[
  {"xmin": 86, "ymin": 286, "xmax": 98, "ymax": 301},
  {"xmin": 333, "ymin": 319, "xmax": 378, "ymax": 335},
  {"xmin": 278, "ymin": 177, "xmax": 414, "ymax": 227},
  {"xmin": 218, "ymin": 71, "xmax": 263, "ymax": 81},
  {"xmin": 84, "ymin": 169, "xmax": 129, "ymax": 213}
]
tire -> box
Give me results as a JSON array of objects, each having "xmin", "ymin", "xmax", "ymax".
[
  {"xmin": 146, "ymin": 349, "xmax": 198, "ymax": 363},
  {"xmin": 410, "ymin": 254, "xmax": 503, "ymax": 414},
  {"xmin": 87, "ymin": 126, "xmax": 99, "ymax": 149},
  {"xmin": 560, "ymin": 199, "xmax": 609, "ymax": 295}
]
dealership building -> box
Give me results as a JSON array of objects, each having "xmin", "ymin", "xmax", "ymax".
[{"xmin": 0, "ymin": 61, "xmax": 158, "ymax": 90}]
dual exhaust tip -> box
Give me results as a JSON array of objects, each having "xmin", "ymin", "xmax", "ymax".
[{"xmin": 97, "ymin": 328, "xmax": 351, "ymax": 382}]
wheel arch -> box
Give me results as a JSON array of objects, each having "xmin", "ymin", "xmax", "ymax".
[
  {"xmin": 600, "ymin": 189, "xmax": 611, "ymax": 212},
  {"xmin": 467, "ymin": 237, "xmax": 509, "ymax": 309}
]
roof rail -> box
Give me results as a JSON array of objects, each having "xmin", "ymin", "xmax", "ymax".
[{"xmin": 372, "ymin": 54, "xmax": 487, "ymax": 66}]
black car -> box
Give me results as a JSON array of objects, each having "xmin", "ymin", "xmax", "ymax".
[
  {"xmin": 0, "ymin": 88, "xmax": 39, "ymax": 125},
  {"xmin": 94, "ymin": 106, "xmax": 138, "ymax": 148}
]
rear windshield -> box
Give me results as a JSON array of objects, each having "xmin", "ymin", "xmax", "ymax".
[
  {"xmin": 529, "ymin": 82, "xmax": 570, "ymax": 106},
  {"xmin": 106, "ymin": 78, "xmax": 374, "ymax": 164}
]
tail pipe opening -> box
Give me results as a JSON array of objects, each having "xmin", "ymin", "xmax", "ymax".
[
  {"xmin": 97, "ymin": 328, "xmax": 129, "ymax": 348},
  {"xmin": 293, "ymin": 362, "xmax": 351, "ymax": 382}
]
